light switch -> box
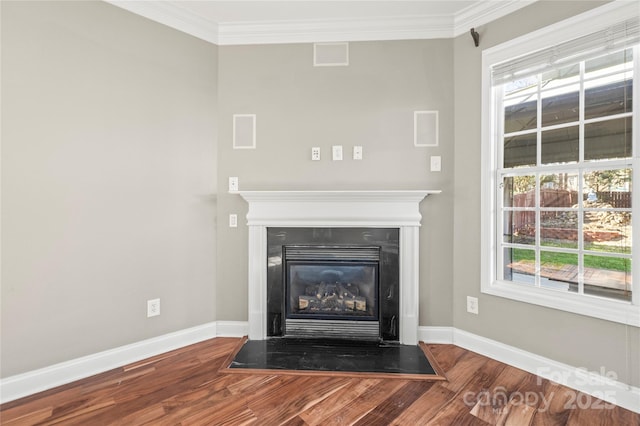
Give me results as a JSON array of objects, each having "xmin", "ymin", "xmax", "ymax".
[
  {"xmin": 430, "ymin": 156, "xmax": 441, "ymax": 172},
  {"xmin": 332, "ymin": 145, "xmax": 343, "ymax": 161},
  {"xmin": 353, "ymin": 146, "xmax": 363, "ymax": 160}
]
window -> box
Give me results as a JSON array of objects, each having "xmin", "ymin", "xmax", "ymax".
[{"xmin": 481, "ymin": 2, "xmax": 640, "ymax": 326}]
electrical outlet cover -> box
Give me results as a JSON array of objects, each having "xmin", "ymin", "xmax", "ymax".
[
  {"xmin": 311, "ymin": 147, "xmax": 321, "ymax": 161},
  {"xmin": 147, "ymin": 298, "xmax": 160, "ymax": 317},
  {"xmin": 228, "ymin": 177, "xmax": 239, "ymax": 192},
  {"xmin": 466, "ymin": 296, "xmax": 478, "ymax": 314}
]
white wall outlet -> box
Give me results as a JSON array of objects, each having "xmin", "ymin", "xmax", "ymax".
[
  {"xmin": 147, "ymin": 298, "xmax": 160, "ymax": 317},
  {"xmin": 311, "ymin": 147, "xmax": 321, "ymax": 161},
  {"xmin": 466, "ymin": 296, "xmax": 479, "ymax": 315},
  {"xmin": 229, "ymin": 213, "xmax": 238, "ymax": 228},
  {"xmin": 353, "ymin": 146, "xmax": 363, "ymax": 160},
  {"xmin": 228, "ymin": 176, "xmax": 239, "ymax": 192},
  {"xmin": 332, "ymin": 145, "xmax": 343, "ymax": 161},
  {"xmin": 430, "ymin": 156, "xmax": 441, "ymax": 172}
]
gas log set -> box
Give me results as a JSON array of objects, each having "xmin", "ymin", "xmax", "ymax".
[{"xmin": 297, "ymin": 282, "xmax": 367, "ymax": 314}]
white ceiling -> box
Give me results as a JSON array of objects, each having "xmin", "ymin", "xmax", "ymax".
[{"xmin": 107, "ymin": 0, "xmax": 537, "ymax": 45}]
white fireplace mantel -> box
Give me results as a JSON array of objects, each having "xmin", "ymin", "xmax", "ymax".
[{"xmin": 237, "ymin": 190, "xmax": 441, "ymax": 345}]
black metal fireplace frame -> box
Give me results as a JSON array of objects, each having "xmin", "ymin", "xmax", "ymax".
[{"xmin": 267, "ymin": 227, "xmax": 400, "ymax": 342}]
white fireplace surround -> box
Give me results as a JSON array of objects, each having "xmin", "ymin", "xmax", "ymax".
[{"xmin": 237, "ymin": 190, "xmax": 440, "ymax": 345}]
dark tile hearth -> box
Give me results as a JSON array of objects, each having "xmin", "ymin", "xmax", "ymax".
[{"xmin": 225, "ymin": 338, "xmax": 444, "ymax": 379}]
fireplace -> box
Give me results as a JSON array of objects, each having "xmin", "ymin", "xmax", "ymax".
[
  {"xmin": 268, "ymin": 229, "xmax": 399, "ymax": 341},
  {"xmin": 238, "ymin": 190, "xmax": 440, "ymax": 345},
  {"xmin": 284, "ymin": 245, "xmax": 380, "ymax": 339}
]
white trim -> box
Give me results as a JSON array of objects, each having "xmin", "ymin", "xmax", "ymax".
[
  {"xmin": 399, "ymin": 226, "xmax": 420, "ymax": 344},
  {"xmin": 418, "ymin": 325, "xmax": 454, "ymax": 343},
  {"xmin": 247, "ymin": 225, "xmax": 268, "ymax": 341},
  {"xmin": 238, "ymin": 190, "xmax": 440, "ymax": 345},
  {"xmin": 238, "ymin": 190, "xmax": 440, "ymax": 227},
  {"xmin": 0, "ymin": 321, "xmax": 247, "ymax": 404},
  {"xmin": 105, "ymin": 0, "xmax": 219, "ymax": 44},
  {"xmin": 420, "ymin": 327, "xmax": 640, "ymax": 414},
  {"xmin": 482, "ymin": 1, "xmax": 639, "ymax": 70},
  {"xmin": 105, "ymin": 1, "xmax": 533, "ymax": 46},
  {"xmin": 633, "ymin": 42, "xmax": 640, "ymax": 308},
  {"xmin": 484, "ymin": 281, "xmax": 640, "ymax": 327},
  {"xmin": 218, "ymin": 16, "xmax": 453, "ymax": 45},
  {"xmin": 453, "ymin": 0, "xmax": 538, "ymax": 37},
  {"xmin": 481, "ymin": 0, "xmax": 640, "ymax": 327},
  {"xmin": 3, "ymin": 323, "xmax": 637, "ymax": 414},
  {"xmin": 216, "ymin": 320, "xmax": 249, "ymax": 337}
]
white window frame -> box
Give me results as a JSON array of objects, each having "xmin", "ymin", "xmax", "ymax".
[{"xmin": 481, "ymin": 1, "xmax": 640, "ymax": 327}]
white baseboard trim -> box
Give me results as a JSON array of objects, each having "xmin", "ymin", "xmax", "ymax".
[
  {"xmin": 3, "ymin": 323, "xmax": 637, "ymax": 414},
  {"xmin": 418, "ymin": 325, "xmax": 454, "ymax": 344},
  {"xmin": 420, "ymin": 326, "xmax": 640, "ymax": 414},
  {"xmin": 216, "ymin": 320, "xmax": 249, "ymax": 337},
  {"xmin": 0, "ymin": 321, "xmax": 247, "ymax": 404}
]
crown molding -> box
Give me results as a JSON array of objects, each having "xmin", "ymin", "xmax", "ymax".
[
  {"xmin": 106, "ymin": 0, "xmax": 220, "ymax": 44},
  {"xmin": 106, "ymin": 0, "xmax": 536, "ymax": 45},
  {"xmin": 453, "ymin": 0, "xmax": 538, "ymax": 37},
  {"xmin": 218, "ymin": 15, "xmax": 453, "ymax": 45}
]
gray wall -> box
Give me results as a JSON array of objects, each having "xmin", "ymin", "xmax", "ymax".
[
  {"xmin": 1, "ymin": 1, "xmax": 218, "ymax": 377},
  {"xmin": 453, "ymin": 0, "xmax": 639, "ymax": 387},
  {"xmin": 2, "ymin": 0, "xmax": 638, "ymax": 391},
  {"xmin": 215, "ymin": 40, "xmax": 454, "ymax": 326}
]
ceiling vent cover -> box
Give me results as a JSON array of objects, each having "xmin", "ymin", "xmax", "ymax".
[{"xmin": 314, "ymin": 42, "xmax": 349, "ymax": 67}]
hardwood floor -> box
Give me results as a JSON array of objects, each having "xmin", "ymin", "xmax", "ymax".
[{"xmin": 1, "ymin": 338, "xmax": 638, "ymax": 425}]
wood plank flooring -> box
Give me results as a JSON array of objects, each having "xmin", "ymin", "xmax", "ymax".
[{"xmin": 1, "ymin": 338, "xmax": 638, "ymax": 425}]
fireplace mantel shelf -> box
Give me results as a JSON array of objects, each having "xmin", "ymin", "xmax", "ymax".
[
  {"xmin": 236, "ymin": 190, "xmax": 441, "ymax": 202},
  {"xmin": 237, "ymin": 190, "xmax": 441, "ymax": 228},
  {"xmin": 238, "ymin": 189, "xmax": 441, "ymax": 345}
]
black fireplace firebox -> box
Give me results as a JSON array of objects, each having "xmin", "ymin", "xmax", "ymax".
[
  {"xmin": 284, "ymin": 246, "xmax": 380, "ymax": 340},
  {"xmin": 267, "ymin": 228, "xmax": 400, "ymax": 342}
]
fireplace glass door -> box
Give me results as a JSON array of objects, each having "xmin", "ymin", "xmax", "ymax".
[
  {"xmin": 283, "ymin": 245, "xmax": 381, "ymax": 340},
  {"xmin": 287, "ymin": 262, "xmax": 378, "ymax": 321}
]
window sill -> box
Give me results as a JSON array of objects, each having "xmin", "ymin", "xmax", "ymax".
[{"xmin": 482, "ymin": 280, "xmax": 640, "ymax": 327}]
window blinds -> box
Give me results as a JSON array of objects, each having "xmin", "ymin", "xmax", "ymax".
[{"xmin": 491, "ymin": 17, "xmax": 640, "ymax": 86}]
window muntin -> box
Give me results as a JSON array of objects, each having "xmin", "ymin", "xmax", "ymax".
[{"xmin": 497, "ymin": 46, "xmax": 634, "ymax": 305}]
